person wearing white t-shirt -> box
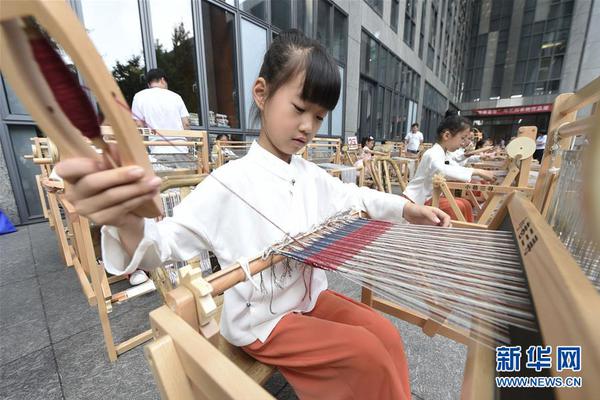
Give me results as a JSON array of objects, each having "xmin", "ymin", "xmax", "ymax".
[
  {"xmin": 129, "ymin": 69, "xmax": 191, "ymax": 286},
  {"xmin": 534, "ymin": 131, "xmax": 547, "ymax": 163},
  {"xmin": 404, "ymin": 123, "xmax": 424, "ymax": 154},
  {"xmin": 131, "ymin": 69, "xmax": 190, "ymax": 156}
]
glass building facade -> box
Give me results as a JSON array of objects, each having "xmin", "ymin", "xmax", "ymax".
[
  {"xmin": 2, "ymin": 0, "xmax": 593, "ymax": 224},
  {"xmin": 460, "ymin": 0, "xmax": 579, "ymax": 143}
]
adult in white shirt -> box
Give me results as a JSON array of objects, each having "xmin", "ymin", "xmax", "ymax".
[
  {"xmin": 131, "ymin": 68, "xmax": 190, "ymax": 156},
  {"xmin": 404, "ymin": 123, "xmax": 424, "ymax": 154},
  {"xmin": 129, "ymin": 69, "xmax": 191, "ymax": 285},
  {"xmin": 534, "ymin": 131, "xmax": 547, "ymax": 163},
  {"xmin": 403, "ymin": 114, "xmax": 495, "ymax": 222}
]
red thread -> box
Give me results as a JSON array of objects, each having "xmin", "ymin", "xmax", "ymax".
[
  {"xmin": 303, "ymin": 220, "xmax": 392, "ymax": 270},
  {"xmin": 29, "ymin": 36, "xmax": 101, "ymax": 139}
]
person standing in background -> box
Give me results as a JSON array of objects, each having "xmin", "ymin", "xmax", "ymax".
[
  {"xmin": 127, "ymin": 68, "xmax": 191, "ymax": 286},
  {"xmin": 534, "ymin": 130, "xmax": 547, "ymax": 163},
  {"xmin": 132, "ymin": 68, "xmax": 191, "ymax": 160},
  {"xmin": 132, "ymin": 68, "xmax": 190, "ymax": 131},
  {"xmin": 405, "ymin": 123, "xmax": 424, "ymax": 154}
]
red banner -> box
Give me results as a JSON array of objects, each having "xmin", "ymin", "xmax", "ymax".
[{"xmin": 473, "ymin": 104, "xmax": 553, "ymax": 116}]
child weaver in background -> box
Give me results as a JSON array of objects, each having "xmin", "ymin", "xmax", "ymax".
[{"xmin": 403, "ymin": 114, "xmax": 495, "ymax": 222}]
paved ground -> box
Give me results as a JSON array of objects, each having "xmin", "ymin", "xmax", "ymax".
[{"xmin": 0, "ymin": 222, "xmax": 466, "ymax": 399}]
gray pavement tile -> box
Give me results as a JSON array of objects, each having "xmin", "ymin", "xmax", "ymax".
[
  {"xmin": 54, "ymin": 325, "xmax": 159, "ymax": 400},
  {"xmin": 0, "ymin": 346, "xmax": 62, "ymax": 400}
]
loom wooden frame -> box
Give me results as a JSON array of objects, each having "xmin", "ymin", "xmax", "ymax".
[
  {"xmin": 145, "ymin": 193, "xmax": 599, "ymax": 399},
  {"xmin": 369, "ymin": 155, "xmax": 410, "ymax": 193},
  {"xmin": 532, "ymin": 76, "xmax": 600, "ymax": 217},
  {"xmin": 101, "ymin": 127, "xmax": 211, "ymax": 176},
  {"xmin": 0, "ymin": 0, "xmax": 162, "ymax": 218},
  {"xmin": 213, "ymin": 140, "xmax": 253, "ymax": 168}
]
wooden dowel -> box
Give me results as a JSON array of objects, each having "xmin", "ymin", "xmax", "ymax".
[
  {"xmin": 558, "ymin": 76, "xmax": 600, "ymax": 115},
  {"xmin": 555, "ymin": 114, "xmax": 595, "ymax": 138}
]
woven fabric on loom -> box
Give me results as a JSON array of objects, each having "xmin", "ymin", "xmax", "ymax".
[{"xmin": 274, "ymin": 213, "xmax": 537, "ymax": 348}]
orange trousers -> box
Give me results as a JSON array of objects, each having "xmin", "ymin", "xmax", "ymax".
[
  {"xmin": 242, "ymin": 290, "xmax": 411, "ymax": 400},
  {"xmin": 425, "ymin": 197, "xmax": 474, "ymax": 222}
]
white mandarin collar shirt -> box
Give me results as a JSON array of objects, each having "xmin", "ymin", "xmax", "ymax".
[
  {"xmin": 102, "ymin": 141, "xmax": 408, "ymax": 346},
  {"xmin": 403, "ymin": 143, "xmax": 474, "ymax": 205}
]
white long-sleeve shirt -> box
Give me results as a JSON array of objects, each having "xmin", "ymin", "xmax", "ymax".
[
  {"xmin": 447, "ymin": 148, "xmax": 481, "ymax": 166},
  {"xmin": 101, "ymin": 141, "xmax": 408, "ymax": 346},
  {"xmin": 403, "ymin": 143, "xmax": 473, "ymax": 204}
]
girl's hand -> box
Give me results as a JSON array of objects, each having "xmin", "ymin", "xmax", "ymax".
[
  {"xmin": 403, "ymin": 203, "xmax": 451, "ymax": 227},
  {"xmin": 54, "ymin": 153, "xmax": 161, "ymax": 229}
]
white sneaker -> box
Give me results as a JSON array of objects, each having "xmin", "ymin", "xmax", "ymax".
[{"xmin": 129, "ymin": 270, "xmax": 149, "ymax": 286}]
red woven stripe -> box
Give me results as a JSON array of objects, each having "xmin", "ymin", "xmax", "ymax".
[{"xmin": 303, "ymin": 220, "xmax": 392, "ymax": 270}]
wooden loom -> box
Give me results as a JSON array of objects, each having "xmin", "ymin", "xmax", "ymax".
[
  {"xmin": 144, "ymin": 80, "xmax": 600, "ymax": 400},
  {"xmin": 102, "ymin": 127, "xmax": 211, "ymax": 177},
  {"xmin": 145, "ymin": 81, "xmax": 600, "ymax": 397},
  {"xmin": 431, "ymin": 126, "xmax": 538, "ymax": 227},
  {"xmin": 212, "ymin": 139, "xmax": 253, "ymax": 168},
  {"xmin": 301, "ymin": 137, "xmax": 364, "ymax": 185},
  {"xmin": 23, "ymin": 137, "xmax": 75, "ymax": 266},
  {"xmin": 143, "ymin": 189, "xmax": 599, "ymax": 399},
  {"xmin": 0, "ymin": 0, "xmax": 163, "ymax": 217},
  {"xmin": 23, "ymin": 137, "xmax": 210, "ymax": 361},
  {"xmin": 0, "ymin": 0, "xmax": 174, "ymax": 360}
]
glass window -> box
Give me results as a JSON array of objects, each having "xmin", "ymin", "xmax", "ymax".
[
  {"xmin": 375, "ymin": 86, "xmax": 384, "ymax": 137},
  {"xmin": 8, "ymin": 125, "xmax": 44, "ymax": 218},
  {"xmin": 271, "ymin": 0, "xmax": 291, "ymax": 29},
  {"xmin": 297, "ymin": 0, "xmax": 313, "ymax": 36},
  {"xmin": 378, "ymin": 48, "xmax": 387, "ymax": 82},
  {"xmin": 149, "ymin": 0, "xmax": 200, "ymax": 125},
  {"xmin": 383, "ymin": 89, "xmax": 391, "ymax": 139},
  {"xmin": 2, "ymin": 77, "xmax": 28, "ymax": 115},
  {"xmin": 403, "ymin": 0, "xmax": 417, "ymax": 48},
  {"xmin": 80, "ymin": 0, "xmax": 146, "ymax": 105},
  {"xmin": 367, "ymin": 35, "xmax": 378, "ymax": 78},
  {"xmin": 550, "ymin": 55, "xmax": 563, "ymax": 80},
  {"xmin": 240, "ymin": 19, "xmax": 267, "ymax": 130},
  {"xmin": 364, "ymin": 0, "xmax": 383, "ymax": 16},
  {"xmin": 318, "ymin": 113, "xmax": 330, "ymax": 135},
  {"xmin": 331, "ymin": 66, "xmax": 344, "ymax": 136},
  {"xmin": 359, "ymin": 79, "xmax": 376, "ymax": 136},
  {"xmin": 202, "ymin": 1, "xmax": 240, "ymax": 128},
  {"xmin": 316, "ymin": 0, "xmax": 331, "ymax": 51},
  {"xmin": 332, "ymin": 9, "xmax": 347, "ymax": 62},
  {"xmin": 391, "ymin": 0, "xmax": 399, "ymax": 32},
  {"xmin": 418, "ymin": 0, "xmax": 427, "ymax": 58},
  {"xmin": 240, "ymin": 0, "xmax": 266, "ymax": 20}
]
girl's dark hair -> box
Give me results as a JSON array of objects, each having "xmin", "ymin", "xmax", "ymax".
[
  {"xmin": 251, "ymin": 29, "xmax": 341, "ymax": 126},
  {"xmin": 216, "ymin": 133, "xmax": 229, "ymax": 141},
  {"xmin": 361, "ymin": 136, "xmax": 374, "ymax": 147},
  {"xmin": 437, "ymin": 114, "xmax": 471, "ymax": 141},
  {"xmin": 475, "ymin": 139, "xmax": 485, "ymax": 149}
]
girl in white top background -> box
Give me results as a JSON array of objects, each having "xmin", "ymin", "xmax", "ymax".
[
  {"xmin": 56, "ymin": 30, "xmax": 450, "ymax": 400},
  {"xmin": 403, "ymin": 113, "xmax": 495, "ymax": 222}
]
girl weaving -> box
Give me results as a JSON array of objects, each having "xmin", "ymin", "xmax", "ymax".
[
  {"xmin": 56, "ymin": 30, "xmax": 450, "ymax": 400},
  {"xmin": 403, "ymin": 113, "xmax": 495, "ymax": 222}
]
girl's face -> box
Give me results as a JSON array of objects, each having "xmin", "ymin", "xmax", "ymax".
[
  {"xmin": 441, "ymin": 128, "xmax": 470, "ymax": 152},
  {"xmin": 253, "ymin": 72, "xmax": 328, "ymax": 162},
  {"xmin": 367, "ymin": 140, "xmax": 375, "ymax": 149}
]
